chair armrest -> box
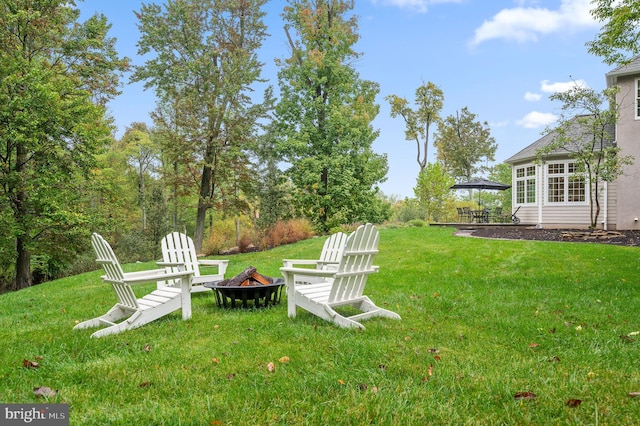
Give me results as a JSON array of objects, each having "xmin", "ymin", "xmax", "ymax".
[
  {"xmin": 122, "ymin": 268, "xmax": 193, "ymax": 285},
  {"xmin": 282, "ymin": 259, "xmax": 321, "ymax": 268},
  {"xmin": 198, "ymin": 259, "xmax": 228, "ymax": 275},
  {"xmin": 279, "ymin": 266, "xmax": 336, "ymax": 278},
  {"xmin": 156, "ymin": 261, "xmax": 185, "ymax": 267}
]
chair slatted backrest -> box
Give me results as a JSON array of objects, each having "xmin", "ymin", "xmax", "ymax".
[
  {"xmin": 160, "ymin": 232, "xmax": 201, "ymax": 288},
  {"xmin": 319, "ymin": 232, "xmax": 347, "ymax": 268},
  {"xmin": 91, "ymin": 233, "xmax": 138, "ymax": 310},
  {"xmin": 328, "ymin": 224, "xmax": 379, "ymax": 304},
  {"xmin": 163, "ymin": 232, "xmax": 200, "ymax": 276}
]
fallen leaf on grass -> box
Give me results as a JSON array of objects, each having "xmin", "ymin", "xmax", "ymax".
[
  {"xmin": 566, "ymin": 399, "xmax": 582, "ymax": 407},
  {"xmin": 338, "ymin": 379, "xmax": 345, "ymax": 385},
  {"xmin": 628, "ymin": 392, "xmax": 640, "ymax": 398},
  {"xmin": 358, "ymin": 383, "xmax": 368, "ymax": 391},
  {"xmin": 33, "ymin": 386, "xmax": 57, "ymax": 398},
  {"xmin": 528, "ymin": 343, "xmax": 539, "ymax": 348},
  {"xmin": 138, "ymin": 382, "xmax": 152, "ymax": 388},
  {"xmin": 279, "ymin": 356, "xmax": 290, "ymax": 363},
  {"xmin": 23, "ymin": 359, "xmax": 39, "ymax": 369},
  {"xmin": 227, "ymin": 373, "xmax": 235, "ymax": 380},
  {"xmin": 372, "ymin": 386, "xmax": 378, "ymax": 394},
  {"xmin": 514, "ymin": 391, "xmax": 537, "ymax": 400},
  {"xmin": 428, "ymin": 348, "xmax": 440, "ymax": 354},
  {"xmin": 428, "ymin": 364, "xmax": 434, "ymax": 377},
  {"xmin": 267, "ymin": 362, "xmax": 275, "ymax": 372},
  {"xmin": 434, "ymin": 355, "xmax": 442, "ymax": 361},
  {"xmin": 620, "ymin": 335, "xmax": 636, "ymax": 343},
  {"xmin": 143, "ymin": 344, "xmax": 151, "ymax": 353},
  {"xmin": 212, "ymin": 358, "xmax": 220, "ymax": 365},
  {"xmin": 547, "ymin": 356, "xmax": 561, "ymax": 363}
]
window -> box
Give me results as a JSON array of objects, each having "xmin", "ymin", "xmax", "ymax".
[
  {"xmin": 637, "ymin": 78, "xmax": 640, "ymax": 119},
  {"xmin": 515, "ymin": 165, "xmax": 536, "ymax": 204},
  {"xmin": 546, "ymin": 162, "xmax": 586, "ymax": 204}
]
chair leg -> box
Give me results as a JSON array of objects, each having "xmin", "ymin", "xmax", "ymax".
[{"xmin": 73, "ymin": 305, "xmax": 131, "ymax": 330}]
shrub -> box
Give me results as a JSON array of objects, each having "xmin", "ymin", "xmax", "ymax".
[
  {"xmin": 408, "ymin": 219, "xmax": 425, "ymax": 227},
  {"xmin": 262, "ymin": 218, "xmax": 314, "ymax": 249},
  {"xmin": 203, "ymin": 219, "xmax": 237, "ymax": 255},
  {"xmin": 202, "ymin": 216, "xmax": 258, "ymax": 255}
]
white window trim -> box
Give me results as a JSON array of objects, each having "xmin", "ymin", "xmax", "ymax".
[
  {"xmin": 514, "ymin": 164, "xmax": 536, "ymax": 206},
  {"xmin": 543, "ymin": 160, "xmax": 589, "ymax": 206},
  {"xmin": 636, "ymin": 78, "xmax": 640, "ymax": 120}
]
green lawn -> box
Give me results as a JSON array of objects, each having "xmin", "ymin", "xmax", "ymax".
[{"xmin": 2, "ymin": 226, "xmax": 640, "ymax": 425}]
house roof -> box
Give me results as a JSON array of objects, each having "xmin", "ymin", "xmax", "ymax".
[
  {"xmin": 506, "ymin": 115, "xmax": 615, "ymax": 164},
  {"xmin": 606, "ymin": 56, "xmax": 640, "ymax": 87}
]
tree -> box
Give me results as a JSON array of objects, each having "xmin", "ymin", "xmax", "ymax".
[
  {"xmin": 133, "ymin": 0, "xmax": 272, "ymax": 251},
  {"xmin": 414, "ymin": 162, "xmax": 454, "ymax": 223},
  {"xmin": 386, "ymin": 81, "xmax": 444, "ymax": 172},
  {"xmin": 121, "ymin": 123, "xmax": 159, "ymax": 231},
  {"xmin": 0, "ymin": 1, "xmax": 128, "ymax": 290},
  {"xmin": 588, "ymin": 0, "xmax": 640, "ymax": 65},
  {"xmin": 254, "ymin": 125, "xmax": 294, "ymax": 230},
  {"xmin": 536, "ymin": 84, "xmax": 633, "ymax": 228},
  {"xmin": 434, "ymin": 107, "xmax": 497, "ymax": 185},
  {"xmin": 276, "ymin": 0, "xmax": 389, "ymax": 232},
  {"xmin": 488, "ymin": 162, "xmax": 513, "ymax": 211}
]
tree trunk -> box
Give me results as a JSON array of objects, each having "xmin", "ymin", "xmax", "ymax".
[
  {"xmin": 14, "ymin": 234, "xmax": 32, "ymax": 290},
  {"xmin": 13, "ymin": 145, "xmax": 32, "ymax": 290},
  {"xmin": 194, "ymin": 162, "xmax": 213, "ymax": 252},
  {"xmin": 172, "ymin": 161, "xmax": 178, "ymax": 230}
]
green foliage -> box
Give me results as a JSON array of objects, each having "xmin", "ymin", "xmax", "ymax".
[
  {"xmin": 537, "ymin": 84, "xmax": 633, "ymax": 227},
  {"xmin": 434, "ymin": 107, "xmax": 497, "ymax": 182},
  {"xmin": 120, "ymin": 123, "xmax": 160, "ymax": 231},
  {"xmin": 133, "ymin": 0, "xmax": 272, "ymax": 250},
  {"xmin": 254, "ymin": 126, "xmax": 295, "ymax": 230},
  {"xmin": 0, "ymin": 1, "xmax": 128, "ymax": 289},
  {"xmin": 391, "ymin": 198, "xmax": 426, "ymax": 223},
  {"xmin": 414, "ymin": 162, "xmax": 455, "ymax": 223},
  {"xmin": 386, "ymin": 81, "xmax": 444, "ymax": 171},
  {"xmin": 488, "ymin": 162, "xmax": 513, "ymax": 211},
  {"xmin": 588, "ymin": 0, "xmax": 640, "ymax": 65},
  {"xmin": 275, "ymin": 0, "xmax": 389, "ymax": 232},
  {"xmin": 3, "ymin": 227, "xmax": 640, "ymax": 424}
]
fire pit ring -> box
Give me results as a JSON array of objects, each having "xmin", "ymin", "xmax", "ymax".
[
  {"xmin": 203, "ymin": 266, "xmax": 284, "ymax": 308},
  {"xmin": 204, "ymin": 279, "xmax": 284, "ymax": 308}
]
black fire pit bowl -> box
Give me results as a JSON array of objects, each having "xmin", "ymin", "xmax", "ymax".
[{"xmin": 204, "ymin": 278, "xmax": 285, "ymax": 309}]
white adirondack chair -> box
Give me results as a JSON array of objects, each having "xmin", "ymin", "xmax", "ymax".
[
  {"xmin": 74, "ymin": 233, "xmax": 194, "ymax": 338},
  {"xmin": 157, "ymin": 232, "xmax": 228, "ymax": 293},
  {"xmin": 282, "ymin": 231, "xmax": 347, "ymax": 285},
  {"xmin": 280, "ymin": 223, "xmax": 401, "ymax": 329}
]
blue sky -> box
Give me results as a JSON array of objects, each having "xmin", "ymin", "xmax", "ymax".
[{"xmin": 78, "ymin": 0, "xmax": 611, "ymax": 198}]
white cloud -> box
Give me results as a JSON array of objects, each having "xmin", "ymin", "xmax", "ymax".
[
  {"xmin": 524, "ymin": 92, "xmax": 542, "ymax": 101},
  {"xmin": 377, "ymin": 0, "xmax": 462, "ymax": 13},
  {"xmin": 470, "ymin": 0, "xmax": 598, "ymax": 46},
  {"xmin": 491, "ymin": 120, "xmax": 510, "ymax": 128},
  {"xmin": 517, "ymin": 111, "xmax": 558, "ymax": 128},
  {"xmin": 540, "ymin": 79, "xmax": 588, "ymax": 93}
]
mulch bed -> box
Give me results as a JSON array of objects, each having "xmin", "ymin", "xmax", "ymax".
[{"xmin": 465, "ymin": 226, "xmax": 640, "ymax": 247}]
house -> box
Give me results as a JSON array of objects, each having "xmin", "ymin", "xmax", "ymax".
[{"xmin": 505, "ymin": 58, "xmax": 640, "ymax": 230}]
